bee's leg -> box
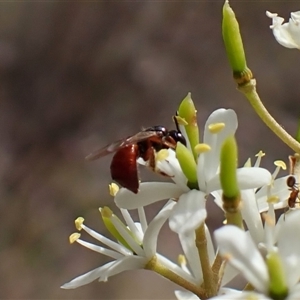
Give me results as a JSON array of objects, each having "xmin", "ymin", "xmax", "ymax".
[{"xmin": 145, "ymin": 146, "xmax": 156, "ymax": 171}]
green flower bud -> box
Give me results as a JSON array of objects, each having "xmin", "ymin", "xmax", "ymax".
[
  {"xmin": 178, "ymin": 93, "xmax": 199, "ymax": 160},
  {"xmin": 176, "ymin": 142, "xmax": 198, "ymax": 189},
  {"xmin": 220, "ymin": 135, "xmax": 239, "ymax": 200},
  {"xmin": 222, "ymin": 0, "xmax": 252, "ymax": 85},
  {"xmin": 267, "ymin": 251, "xmax": 288, "ymax": 299}
]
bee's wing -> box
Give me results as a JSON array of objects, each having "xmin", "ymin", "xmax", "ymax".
[
  {"xmin": 85, "ymin": 131, "xmax": 157, "ymax": 161},
  {"xmin": 123, "ymin": 130, "xmax": 158, "ymax": 144}
]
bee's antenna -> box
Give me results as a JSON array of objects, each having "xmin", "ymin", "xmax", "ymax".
[{"xmin": 173, "ymin": 112, "xmax": 181, "ymax": 133}]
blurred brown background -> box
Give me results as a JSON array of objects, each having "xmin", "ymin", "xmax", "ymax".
[{"xmin": 0, "ymin": 1, "xmax": 299, "ymax": 299}]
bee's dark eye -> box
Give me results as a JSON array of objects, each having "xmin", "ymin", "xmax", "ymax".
[
  {"xmin": 168, "ymin": 130, "xmax": 186, "ymax": 146},
  {"xmin": 145, "ymin": 125, "xmax": 167, "ymax": 136}
]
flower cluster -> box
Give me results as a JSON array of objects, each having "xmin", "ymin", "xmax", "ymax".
[{"xmin": 62, "ymin": 2, "xmax": 300, "ymax": 300}]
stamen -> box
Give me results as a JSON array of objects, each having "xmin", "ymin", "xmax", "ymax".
[
  {"xmin": 255, "ymin": 150, "xmax": 265, "ymax": 158},
  {"xmin": 254, "ymin": 150, "xmax": 265, "ymax": 167},
  {"xmin": 272, "ymin": 160, "xmax": 286, "ymax": 179},
  {"xmin": 262, "ymin": 212, "xmax": 275, "ymax": 227},
  {"xmin": 69, "ymin": 232, "xmax": 81, "ymax": 244},
  {"xmin": 274, "ymin": 160, "xmax": 286, "ymax": 170},
  {"xmin": 75, "ymin": 217, "xmax": 84, "ymax": 231},
  {"xmin": 109, "ymin": 183, "xmax": 119, "ymax": 196},
  {"xmin": 194, "ymin": 143, "xmax": 211, "ymax": 154},
  {"xmin": 208, "ymin": 122, "xmax": 225, "ymax": 134}
]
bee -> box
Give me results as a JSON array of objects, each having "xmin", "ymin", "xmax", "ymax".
[
  {"xmin": 286, "ymin": 175, "xmax": 300, "ymax": 208},
  {"xmin": 86, "ymin": 125, "xmax": 186, "ymax": 194}
]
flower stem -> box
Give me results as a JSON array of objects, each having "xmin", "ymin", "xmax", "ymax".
[
  {"xmin": 238, "ymin": 79, "xmax": 300, "ymax": 154},
  {"xmin": 225, "ymin": 208, "xmax": 244, "ymax": 229},
  {"xmin": 146, "ymin": 256, "xmax": 205, "ymax": 298},
  {"xmin": 195, "ymin": 224, "xmax": 218, "ymax": 298},
  {"xmin": 212, "ymin": 252, "xmax": 225, "ymax": 291}
]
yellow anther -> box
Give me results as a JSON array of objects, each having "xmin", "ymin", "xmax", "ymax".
[
  {"xmin": 208, "ymin": 123, "xmax": 225, "ymax": 134},
  {"xmin": 174, "ymin": 115, "xmax": 188, "ymax": 126},
  {"xmin": 255, "ymin": 150, "xmax": 265, "ymax": 158},
  {"xmin": 156, "ymin": 149, "xmax": 169, "ymax": 162},
  {"xmin": 178, "ymin": 254, "xmax": 187, "ymax": 266},
  {"xmin": 194, "ymin": 143, "xmax": 211, "ymax": 154},
  {"xmin": 267, "ymin": 195, "xmax": 279, "ymax": 204},
  {"xmin": 274, "ymin": 160, "xmax": 286, "ymax": 170},
  {"xmin": 109, "ymin": 183, "xmax": 119, "ymax": 196},
  {"xmin": 100, "ymin": 206, "xmax": 113, "ymax": 218},
  {"xmin": 75, "ymin": 217, "xmax": 84, "ymax": 231},
  {"xmin": 69, "ymin": 232, "xmax": 81, "ymax": 244}
]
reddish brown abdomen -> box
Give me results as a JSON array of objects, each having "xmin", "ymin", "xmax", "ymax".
[{"xmin": 110, "ymin": 144, "xmax": 139, "ymax": 193}]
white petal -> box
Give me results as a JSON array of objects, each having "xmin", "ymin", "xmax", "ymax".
[
  {"xmin": 143, "ymin": 201, "xmax": 176, "ymax": 258},
  {"xmin": 120, "ymin": 208, "xmax": 143, "ymax": 242},
  {"xmin": 99, "ymin": 255, "xmax": 147, "ymax": 281},
  {"xmin": 221, "ymin": 263, "xmax": 240, "ymax": 286},
  {"xmin": 179, "ymin": 231, "xmax": 203, "ymax": 284},
  {"xmin": 61, "ymin": 261, "xmax": 116, "ymax": 289},
  {"xmin": 156, "ymin": 149, "xmax": 189, "ymax": 191},
  {"xmin": 277, "ymin": 210, "xmax": 300, "ymax": 288},
  {"xmin": 156, "ymin": 254, "xmax": 199, "ymax": 286},
  {"xmin": 205, "ymin": 224, "xmax": 215, "ymax": 265},
  {"xmin": 198, "ymin": 109, "xmax": 237, "ymax": 190},
  {"xmin": 256, "ymin": 175, "xmax": 291, "ymax": 212},
  {"xmin": 115, "ymin": 182, "xmax": 183, "ymax": 209},
  {"xmin": 289, "ymin": 284, "xmax": 300, "ymax": 299},
  {"xmin": 266, "ymin": 11, "xmax": 300, "ymax": 49},
  {"xmin": 214, "ymin": 226, "xmax": 269, "ymax": 293},
  {"xmin": 237, "ymin": 167, "xmax": 272, "ymax": 189},
  {"xmin": 206, "ymin": 167, "xmax": 272, "ymax": 193},
  {"xmin": 137, "ymin": 206, "xmax": 148, "ymax": 234},
  {"xmin": 212, "ymin": 190, "xmax": 223, "ymax": 210},
  {"xmin": 169, "ymin": 190, "xmax": 207, "ymax": 234},
  {"xmin": 240, "ymin": 189, "xmax": 264, "ymax": 244},
  {"xmin": 256, "ymin": 176, "xmax": 290, "ymax": 212},
  {"xmin": 212, "ymin": 290, "xmax": 271, "ymax": 300},
  {"xmin": 175, "ymin": 290, "xmax": 200, "ymax": 300},
  {"xmin": 111, "ymin": 214, "xmax": 145, "ymax": 257}
]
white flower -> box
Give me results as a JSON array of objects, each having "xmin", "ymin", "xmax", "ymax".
[
  {"xmin": 266, "ymin": 11, "xmax": 300, "ymax": 49},
  {"xmin": 213, "ymin": 155, "xmax": 290, "ymax": 244},
  {"xmin": 214, "ymin": 210, "xmax": 300, "ymax": 300},
  {"xmin": 61, "ymin": 201, "xmax": 197, "ymax": 289},
  {"xmin": 115, "ymin": 109, "xmax": 272, "ymax": 236},
  {"xmin": 111, "ymin": 108, "xmax": 273, "ymax": 298}
]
